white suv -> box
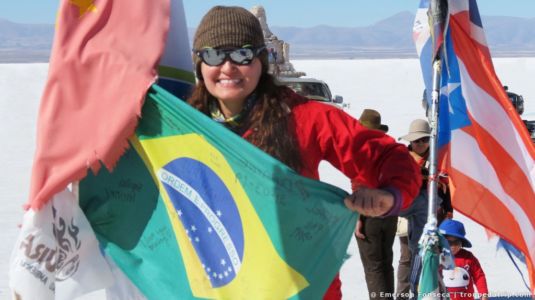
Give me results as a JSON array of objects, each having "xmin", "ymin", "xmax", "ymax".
[{"xmin": 277, "ymin": 77, "xmax": 347, "ymax": 109}]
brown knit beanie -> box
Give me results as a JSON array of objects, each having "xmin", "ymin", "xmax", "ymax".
[{"xmin": 193, "ymin": 6, "xmax": 267, "ymax": 78}]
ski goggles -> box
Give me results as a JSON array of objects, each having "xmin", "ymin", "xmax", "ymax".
[{"xmin": 194, "ymin": 46, "xmax": 266, "ymax": 66}]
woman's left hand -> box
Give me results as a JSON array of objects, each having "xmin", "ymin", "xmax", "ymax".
[
  {"xmin": 344, "ymin": 187, "xmax": 394, "ymax": 217},
  {"xmin": 355, "ymin": 218, "xmax": 366, "ymax": 239}
]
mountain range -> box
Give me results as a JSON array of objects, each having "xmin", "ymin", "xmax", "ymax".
[
  {"xmin": 2, "ymin": 11, "xmax": 535, "ymax": 62},
  {"xmin": 273, "ymin": 12, "xmax": 535, "ymax": 59}
]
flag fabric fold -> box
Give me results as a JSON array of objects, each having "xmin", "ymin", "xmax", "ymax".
[
  {"xmin": 413, "ymin": 0, "xmax": 436, "ymax": 108},
  {"xmin": 78, "ymin": 84, "xmax": 358, "ymax": 299},
  {"xmin": 416, "ymin": 0, "xmax": 535, "ymax": 293},
  {"xmin": 27, "ymin": 0, "xmax": 170, "ymax": 209},
  {"xmin": 417, "ymin": 231, "xmax": 442, "ymax": 300},
  {"xmin": 9, "ymin": 189, "xmax": 114, "ymax": 300},
  {"xmin": 417, "ymin": 224, "xmax": 454, "ymax": 300}
]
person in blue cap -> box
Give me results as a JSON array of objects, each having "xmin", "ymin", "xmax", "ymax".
[{"xmin": 439, "ymin": 219, "xmax": 489, "ymax": 300}]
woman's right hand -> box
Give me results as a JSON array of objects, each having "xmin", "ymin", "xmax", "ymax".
[{"xmin": 344, "ymin": 186, "xmax": 394, "ymax": 217}]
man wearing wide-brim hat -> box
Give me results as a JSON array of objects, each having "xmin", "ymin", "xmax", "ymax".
[
  {"xmin": 359, "ymin": 109, "xmax": 389, "ymax": 132},
  {"xmin": 354, "ymin": 109, "xmax": 398, "ymax": 299}
]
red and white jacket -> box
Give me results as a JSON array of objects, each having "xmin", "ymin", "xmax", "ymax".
[{"xmin": 444, "ymin": 248, "xmax": 489, "ymax": 300}]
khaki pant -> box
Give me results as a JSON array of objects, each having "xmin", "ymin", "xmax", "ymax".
[{"xmin": 396, "ymin": 235, "xmax": 412, "ymax": 300}]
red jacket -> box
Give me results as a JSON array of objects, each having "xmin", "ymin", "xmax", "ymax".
[
  {"xmin": 446, "ymin": 248, "xmax": 489, "ymax": 300},
  {"xmin": 245, "ymin": 92, "xmax": 421, "ymax": 214}
]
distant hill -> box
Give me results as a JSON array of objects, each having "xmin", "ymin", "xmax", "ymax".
[
  {"xmin": 270, "ymin": 11, "xmax": 417, "ymax": 59},
  {"xmin": 267, "ymin": 12, "xmax": 535, "ymax": 59},
  {"xmin": 0, "ymin": 19, "xmax": 54, "ymax": 63},
  {"xmin": 3, "ymin": 12, "xmax": 535, "ymax": 62},
  {"xmin": 481, "ymin": 15, "xmax": 535, "ymax": 56}
]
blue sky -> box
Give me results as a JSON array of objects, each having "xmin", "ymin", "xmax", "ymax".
[{"xmin": 2, "ymin": 0, "xmax": 535, "ymax": 27}]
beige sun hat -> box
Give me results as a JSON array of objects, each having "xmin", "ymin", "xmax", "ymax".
[
  {"xmin": 399, "ymin": 119, "xmax": 431, "ymax": 142},
  {"xmin": 359, "ymin": 109, "xmax": 388, "ymax": 132}
]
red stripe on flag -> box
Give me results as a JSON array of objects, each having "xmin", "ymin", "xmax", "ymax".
[
  {"xmin": 460, "ymin": 124, "xmax": 535, "ymax": 219},
  {"xmin": 450, "ymin": 12, "xmax": 491, "ymax": 59},
  {"xmin": 449, "ymin": 167, "xmax": 530, "ymax": 257},
  {"xmin": 450, "ymin": 17, "xmax": 535, "ymax": 153},
  {"xmin": 450, "ymin": 166, "xmax": 535, "ymax": 294}
]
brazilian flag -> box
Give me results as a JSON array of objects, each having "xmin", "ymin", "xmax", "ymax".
[{"xmin": 79, "ymin": 84, "xmax": 357, "ymax": 299}]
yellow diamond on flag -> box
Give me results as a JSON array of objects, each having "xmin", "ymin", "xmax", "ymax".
[{"xmin": 69, "ymin": 0, "xmax": 97, "ymax": 17}]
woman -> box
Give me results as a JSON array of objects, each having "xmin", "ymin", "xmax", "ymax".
[
  {"xmin": 398, "ymin": 119, "xmax": 433, "ymax": 298},
  {"xmin": 398, "ymin": 119, "xmax": 452, "ymax": 298},
  {"xmin": 188, "ymin": 6, "xmax": 421, "ymax": 299}
]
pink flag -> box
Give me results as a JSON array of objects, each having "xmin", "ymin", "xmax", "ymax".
[{"xmin": 28, "ymin": 0, "xmax": 170, "ymax": 209}]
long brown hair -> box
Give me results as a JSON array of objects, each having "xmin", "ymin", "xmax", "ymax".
[{"xmin": 187, "ymin": 64, "xmax": 303, "ymax": 172}]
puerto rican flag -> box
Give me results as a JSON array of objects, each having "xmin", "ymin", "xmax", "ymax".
[{"xmin": 416, "ymin": 0, "xmax": 535, "ymax": 293}]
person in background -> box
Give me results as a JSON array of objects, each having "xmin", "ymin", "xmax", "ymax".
[
  {"xmin": 439, "ymin": 219, "xmax": 488, "ymax": 300},
  {"xmin": 395, "ymin": 217, "xmax": 411, "ymax": 300},
  {"xmin": 353, "ymin": 109, "xmax": 398, "ymax": 300},
  {"xmin": 268, "ymin": 47, "xmax": 275, "ymax": 64},
  {"xmin": 188, "ymin": 6, "xmax": 421, "ymax": 299},
  {"xmin": 398, "ymin": 119, "xmax": 453, "ymax": 299},
  {"xmin": 398, "ymin": 119, "xmax": 433, "ymax": 298}
]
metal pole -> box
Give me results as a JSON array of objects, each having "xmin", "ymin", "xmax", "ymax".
[{"xmin": 426, "ymin": 59, "xmax": 442, "ymax": 227}]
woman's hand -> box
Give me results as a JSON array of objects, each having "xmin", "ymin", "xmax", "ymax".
[{"xmin": 344, "ymin": 187, "xmax": 394, "ymax": 217}]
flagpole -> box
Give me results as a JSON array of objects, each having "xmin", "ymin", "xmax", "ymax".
[
  {"xmin": 416, "ymin": 2, "xmax": 451, "ymax": 299},
  {"xmin": 427, "ymin": 59, "xmax": 441, "ymax": 227},
  {"xmin": 426, "ymin": 0, "xmax": 447, "ymax": 227}
]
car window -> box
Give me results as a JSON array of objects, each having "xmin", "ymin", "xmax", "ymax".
[{"xmin": 283, "ymin": 82, "xmax": 331, "ymax": 102}]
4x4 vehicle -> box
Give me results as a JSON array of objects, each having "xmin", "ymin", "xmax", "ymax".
[
  {"xmin": 504, "ymin": 86, "xmax": 535, "ymax": 142},
  {"xmin": 277, "ymin": 77, "xmax": 346, "ymax": 109},
  {"xmin": 504, "ymin": 85, "xmax": 524, "ymax": 115}
]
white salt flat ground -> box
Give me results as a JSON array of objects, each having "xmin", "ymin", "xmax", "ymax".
[{"xmin": 1, "ymin": 58, "xmax": 534, "ymax": 299}]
